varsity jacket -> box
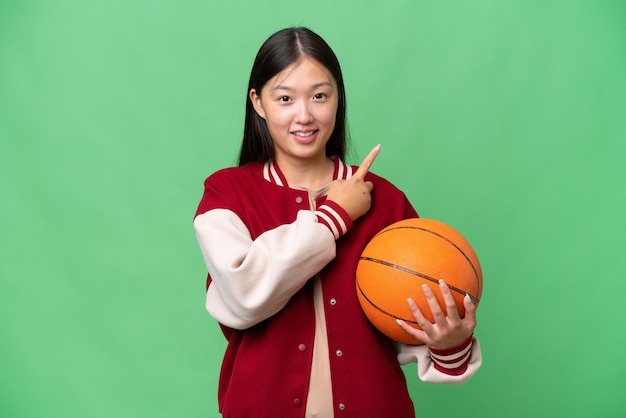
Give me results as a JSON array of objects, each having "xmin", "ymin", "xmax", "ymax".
[{"xmin": 194, "ymin": 157, "xmax": 482, "ymax": 417}]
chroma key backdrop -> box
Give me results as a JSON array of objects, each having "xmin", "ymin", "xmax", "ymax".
[{"xmin": 1, "ymin": 1, "xmax": 624, "ymax": 417}]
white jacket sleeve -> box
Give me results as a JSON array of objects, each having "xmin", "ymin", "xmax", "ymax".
[
  {"xmin": 194, "ymin": 207, "xmax": 341, "ymax": 330},
  {"xmin": 395, "ymin": 336, "xmax": 482, "ymax": 384}
]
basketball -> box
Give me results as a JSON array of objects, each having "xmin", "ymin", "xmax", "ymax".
[{"xmin": 356, "ymin": 218, "xmax": 483, "ymax": 345}]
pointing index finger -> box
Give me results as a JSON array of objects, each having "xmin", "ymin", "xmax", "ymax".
[{"xmin": 352, "ymin": 144, "xmax": 381, "ymax": 180}]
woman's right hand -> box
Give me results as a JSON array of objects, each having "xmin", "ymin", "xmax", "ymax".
[{"xmin": 326, "ymin": 145, "xmax": 380, "ymax": 221}]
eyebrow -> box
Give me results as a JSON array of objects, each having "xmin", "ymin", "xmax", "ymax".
[{"xmin": 271, "ymin": 82, "xmax": 334, "ymax": 92}]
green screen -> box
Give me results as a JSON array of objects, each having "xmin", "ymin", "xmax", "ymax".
[{"xmin": 1, "ymin": 0, "xmax": 625, "ymax": 417}]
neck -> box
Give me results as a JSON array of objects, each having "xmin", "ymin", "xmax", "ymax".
[{"xmin": 275, "ymin": 155, "xmax": 334, "ymax": 190}]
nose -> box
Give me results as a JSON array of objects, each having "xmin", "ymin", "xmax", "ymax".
[{"xmin": 294, "ymin": 101, "xmax": 314, "ymax": 124}]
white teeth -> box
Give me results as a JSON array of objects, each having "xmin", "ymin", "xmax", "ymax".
[{"xmin": 293, "ymin": 131, "xmax": 314, "ymax": 137}]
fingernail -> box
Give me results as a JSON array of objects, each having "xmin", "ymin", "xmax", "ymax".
[
  {"xmin": 421, "ymin": 284, "xmax": 430, "ymax": 294},
  {"xmin": 465, "ymin": 293, "xmax": 472, "ymax": 303},
  {"xmin": 438, "ymin": 279, "xmax": 446, "ymax": 287},
  {"xmin": 396, "ymin": 319, "xmax": 404, "ymax": 326},
  {"xmin": 407, "ymin": 298, "xmax": 416, "ymax": 308}
]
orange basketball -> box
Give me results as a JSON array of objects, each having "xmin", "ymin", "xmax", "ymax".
[{"xmin": 356, "ymin": 218, "xmax": 483, "ymax": 345}]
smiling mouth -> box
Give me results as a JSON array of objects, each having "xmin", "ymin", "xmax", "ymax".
[{"xmin": 292, "ymin": 130, "xmax": 317, "ymax": 138}]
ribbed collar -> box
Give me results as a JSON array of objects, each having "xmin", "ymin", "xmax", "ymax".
[{"xmin": 262, "ymin": 156, "xmax": 354, "ymax": 187}]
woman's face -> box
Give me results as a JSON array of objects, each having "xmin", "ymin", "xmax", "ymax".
[{"xmin": 250, "ymin": 58, "xmax": 338, "ymax": 167}]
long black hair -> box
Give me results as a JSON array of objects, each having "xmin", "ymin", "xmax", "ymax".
[{"xmin": 238, "ymin": 27, "xmax": 348, "ymax": 166}]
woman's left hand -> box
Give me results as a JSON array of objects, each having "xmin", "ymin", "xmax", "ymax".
[{"xmin": 396, "ymin": 279, "xmax": 477, "ymax": 349}]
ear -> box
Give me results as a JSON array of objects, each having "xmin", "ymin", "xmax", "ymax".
[{"xmin": 249, "ymin": 88, "xmax": 266, "ymax": 119}]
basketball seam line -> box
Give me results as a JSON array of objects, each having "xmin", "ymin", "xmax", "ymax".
[
  {"xmin": 376, "ymin": 225, "xmax": 482, "ymax": 296},
  {"xmin": 356, "ymin": 279, "xmax": 419, "ymax": 326},
  {"xmin": 359, "ymin": 256, "xmax": 480, "ymax": 304}
]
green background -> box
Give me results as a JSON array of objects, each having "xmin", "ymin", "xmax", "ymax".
[{"xmin": 1, "ymin": 0, "xmax": 625, "ymax": 417}]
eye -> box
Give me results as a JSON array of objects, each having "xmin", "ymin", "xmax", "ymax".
[
  {"xmin": 279, "ymin": 95, "xmax": 291, "ymax": 102},
  {"xmin": 313, "ymin": 93, "xmax": 327, "ymax": 100}
]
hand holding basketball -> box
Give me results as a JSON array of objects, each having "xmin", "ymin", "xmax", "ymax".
[
  {"xmin": 397, "ymin": 280, "xmax": 477, "ymax": 349},
  {"xmin": 355, "ymin": 218, "xmax": 483, "ymax": 345},
  {"xmin": 327, "ymin": 144, "xmax": 380, "ymax": 221}
]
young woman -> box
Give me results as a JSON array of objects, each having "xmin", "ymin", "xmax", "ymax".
[{"xmin": 194, "ymin": 27, "xmax": 482, "ymax": 418}]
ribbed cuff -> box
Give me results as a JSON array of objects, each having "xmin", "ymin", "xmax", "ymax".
[
  {"xmin": 429, "ymin": 335, "xmax": 473, "ymax": 376},
  {"xmin": 315, "ymin": 200, "xmax": 353, "ymax": 239}
]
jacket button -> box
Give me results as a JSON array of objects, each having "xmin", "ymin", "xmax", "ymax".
[
  {"xmin": 336, "ymin": 349, "xmax": 343, "ymax": 356},
  {"xmin": 298, "ymin": 344, "xmax": 307, "ymax": 352},
  {"xmin": 338, "ymin": 403, "xmax": 346, "ymax": 410},
  {"xmin": 295, "ymin": 196, "xmax": 304, "ymax": 204},
  {"xmin": 293, "ymin": 398, "xmax": 302, "ymax": 407},
  {"xmin": 329, "ymin": 298, "xmax": 337, "ymax": 305}
]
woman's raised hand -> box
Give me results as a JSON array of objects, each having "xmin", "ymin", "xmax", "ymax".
[{"xmin": 327, "ymin": 145, "xmax": 380, "ymax": 221}]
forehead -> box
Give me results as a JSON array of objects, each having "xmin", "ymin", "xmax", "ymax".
[{"xmin": 266, "ymin": 58, "xmax": 337, "ymax": 92}]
